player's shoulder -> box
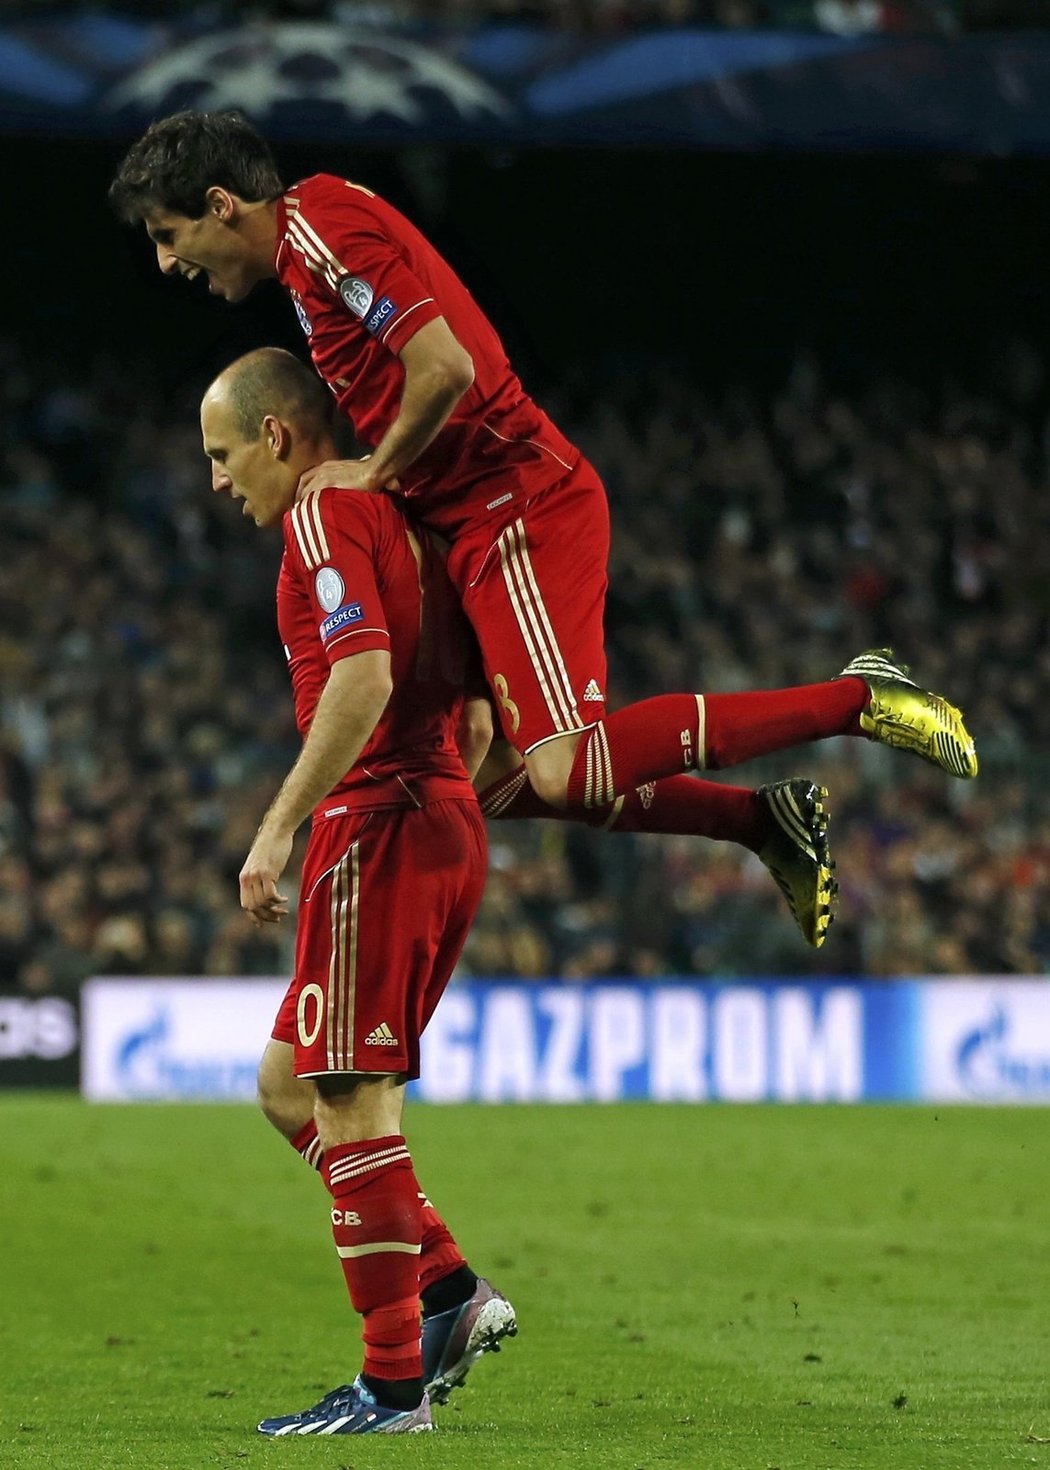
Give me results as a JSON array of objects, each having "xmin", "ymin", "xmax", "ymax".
[
  {"xmin": 285, "ymin": 486, "xmax": 391, "ymax": 561},
  {"xmin": 286, "ymin": 173, "xmax": 386, "ymax": 221}
]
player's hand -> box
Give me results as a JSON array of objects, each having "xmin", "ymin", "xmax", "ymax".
[
  {"xmin": 296, "ymin": 458, "xmax": 399, "ymax": 502},
  {"xmin": 239, "ymin": 828, "xmax": 293, "ymax": 925}
]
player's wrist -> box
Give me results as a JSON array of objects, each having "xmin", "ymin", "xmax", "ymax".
[{"xmin": 257, "ymin": 811, "xmax": 297, "ymax": 844}]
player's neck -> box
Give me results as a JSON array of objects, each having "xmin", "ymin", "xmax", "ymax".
[{"xmin": 237, "ymin": 197, "xmax": 280, "ymax": 279}]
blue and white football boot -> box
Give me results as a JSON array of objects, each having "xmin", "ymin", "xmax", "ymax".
[
  {"xmin": 422, "ymin": 1277, "xmax": 518, "ymax": 1406},
  {"xmin": 257, "ymin": 1375, "xmax": 433, "ymax": 1436}
]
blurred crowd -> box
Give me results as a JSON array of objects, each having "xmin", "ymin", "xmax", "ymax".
[{"xmin": 2, "ymin": 334, "xmax": 1049, "ymax": 995}]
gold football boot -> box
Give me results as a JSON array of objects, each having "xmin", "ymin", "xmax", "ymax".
[
  {"xmin": 838, "ymin": 648, "xmax": 978, "ymax": 779},
  {"xmin": 757, "ymin": 778, "xmax": 837, "ymax": 949}
]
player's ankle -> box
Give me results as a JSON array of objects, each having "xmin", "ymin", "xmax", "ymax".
[
  {"xmin": 361, "ymin": 1373, "xmax": 425, "ymax": 1411},
  {"xmin": 421, "ymin": 1264, "xmax": 478, "ymax": 1319}
]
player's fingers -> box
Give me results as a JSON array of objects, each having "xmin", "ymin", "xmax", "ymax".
[
  {"xmin": 244, "ymin": 895, "xmax": 281, "ymax": 924},
  {"xmin": 240, "ymin": 870, "xmax": 274, "ymax": 912},
  {"xmin": 295, "ymin": 468, "xmax": 322, "ymax": 503}
]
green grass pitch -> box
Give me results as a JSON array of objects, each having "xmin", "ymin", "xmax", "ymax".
[{"xmin": 1, "ymin": 1096, "xmax": 1048, "ymax": 1470}]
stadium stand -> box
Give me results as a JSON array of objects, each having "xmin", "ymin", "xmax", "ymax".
[{"xmin": 2, "ymin": 336, "xmax": 1047, "ymax": 989}]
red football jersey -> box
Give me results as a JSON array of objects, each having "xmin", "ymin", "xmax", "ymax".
[
  {"xmin": 275, "ymin": 175, "xmax": 580, "ymax": 538},
  {"xmin": 277, "ymin": 486, "xmax": 475, "ymax": 813}
]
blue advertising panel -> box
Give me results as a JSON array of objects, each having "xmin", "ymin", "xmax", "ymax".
[
  {"xmin": 414, "ymin": 981, "xmax": 876, "ymax": 1103},
  {"xmin": 79, "ymin": 976, "xmax": 1050, "ymax": 1105}
]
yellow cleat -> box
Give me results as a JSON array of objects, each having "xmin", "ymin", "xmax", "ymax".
[
  {"xmin": 757, "ymin": 778, "xmax": 837, "ymax": 949},
  {"xmin": 838, "ymin": 648, "xmax": 978, "ymax": 779}
]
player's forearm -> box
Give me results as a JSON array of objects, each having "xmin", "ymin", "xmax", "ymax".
[
  {"xmin": 259, "ymin": 654, "xmax": 392, "ymax": 837},
  {"xmin": 363, "ymin": 364, "xmax": 471, "ymax": 487}
]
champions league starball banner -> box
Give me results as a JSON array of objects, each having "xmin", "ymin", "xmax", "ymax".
[
  {"xmin": 79, "ymin": 976, "xmax": 1050, "ymax": 1106},
  {"xmin": 6, "ymin": 15, "xmax": 1050, "ymax": 155}
]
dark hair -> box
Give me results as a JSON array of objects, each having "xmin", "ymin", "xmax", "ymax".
[
  {"xmin": 108, "ymin": 110, "xmax": 284, "ymax": 222},
  {"xmin": 223, "ymin": 348, "xmax": 334, "ymax": 442}
]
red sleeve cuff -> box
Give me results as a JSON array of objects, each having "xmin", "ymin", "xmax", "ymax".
[
  {"xmin": 381, "ymin": 297, "xmax": 444, "ymax": 356},
  {"xmin": 326, "ymin": 627, "xmax": 391, "ymax": 663}
]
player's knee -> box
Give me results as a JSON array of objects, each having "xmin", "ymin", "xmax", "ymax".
[
  {"xmin": 257, "ymin": 1079, "xmax": 307, "ymax": 1139},
  {"xmin": 257, "ymin": 1044, "xmax": 312, "ymax": 1140},
  {"xmin": 524, "ymin": 734, "xmax": 578, "ymax": 809},
  {"xmin": 526, "ymin": 766, "xmax": 570, "ymax": 808}
]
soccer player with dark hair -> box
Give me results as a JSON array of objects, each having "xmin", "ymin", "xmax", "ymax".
[
  {"xmin": 199, "ymin": 345, "xmax": 514, "ymax": 1436},
  {"xmin": 112, "ymin": 110, "xmax": 978, "ymax": 957}
]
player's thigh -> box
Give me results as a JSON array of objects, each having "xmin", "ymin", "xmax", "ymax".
[
  {"xmin": 292, "ymin": 803, "xmax": 486, "ymax": 1082},
  {"xmin": 415, "ymin": 800, "xmax": 488, "ymax": 1038},
  {"xmin": 450, "ymin": 462, "xmax": 612, "ymax": 754}
]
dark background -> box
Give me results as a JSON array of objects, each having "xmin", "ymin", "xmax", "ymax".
[{"xmin": 10, "ymin": 135, "xmax": 1050, "ymax": 405}]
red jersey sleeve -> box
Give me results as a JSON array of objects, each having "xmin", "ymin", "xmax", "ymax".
[
  {"xmin": 284, "ymin": 177, "xmax": 444, "ymax": 357},
  {"xmin": 284, "ymin": 489, "xmax": 391, "ymax": 666}
]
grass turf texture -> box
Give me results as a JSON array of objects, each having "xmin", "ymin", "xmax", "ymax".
[{"xmin": 1, "ymin": 1099, "xmax": 1048, "ymax": 1470}]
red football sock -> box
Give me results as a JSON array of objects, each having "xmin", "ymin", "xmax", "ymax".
[
  {"xmin": 566, "ymin": 695, "xmax": 704, "ymax": 808},
  {"xmin": 702, "ymin": 678, "xmax": 867, "ymax": 769},
  {"xmin": 324, "ymin": 1135, "xmax": 422, "ymax": 1382},
  {"xmin": 564, "ymin": 680, "xmax": 868, "ymax": 803},
  {"xmin": 414, "ymin": 1180, "xmax": 468, "ymax": 1296},
  {"xmin": 290, "ymin": 1119, "xmax": 324, "ymax": 1171},
  {"xmin": 607, "ymin": 776, "xmax": 768, "ymax": 848},
  {"xmin": 479, "ymin": 767, "xmax": 769, "ymax": 850},
  {"xmin": 288, "ymin": 1127, "xmax": 464, "ymax": 1307}
]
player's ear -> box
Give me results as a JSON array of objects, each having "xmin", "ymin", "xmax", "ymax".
[
  {"xmin": 204, "ymin": 186, "xmax": 235, "ymax": 221},
  {"xmin": 263, "ymin": 414, "xmax": 288, "ymax": 459}
]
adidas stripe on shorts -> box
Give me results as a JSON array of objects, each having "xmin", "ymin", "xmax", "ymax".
[
  {"xmin": 271, "ymin": 799, "xmax": 487, "ymax": 1079},
  {"xmin": 445, "ymin": 458, "xmax": 612, "ymax": 756}
]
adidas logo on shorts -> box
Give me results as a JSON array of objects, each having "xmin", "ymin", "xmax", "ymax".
[
  {"xmin": 365, "ymin": 1021, "xmax": 399, "ymax": 1047},
  {"xmin": 583, "ymin": 679, "xmax": 604, "ymax": 702}
]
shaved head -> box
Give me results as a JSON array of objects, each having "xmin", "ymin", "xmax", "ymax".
[
  {"xmin": 210, "ymin": 347, "xmax": 334, "ymax": 444},
  {"xmin": 201, "ymin": 349, "xmax": 337, "ymax": 528}
]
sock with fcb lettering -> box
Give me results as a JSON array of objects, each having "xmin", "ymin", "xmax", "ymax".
[
  {"xmin": 566, "ymin": 696, "xmax": 703, "ymax": 809},
  {"xmin": 286, "ymin": 1128, "xmax": 472, "ymax": 1323},
  {"xmin": 289, "ymin": 1119, "xmax": 324, "ymax": 1171},
  {"xmin": 323, "ymin": 1135, "xmax": 424, "ymax": 1408},
  {"xmin": 480, "ymin": 767, "xmax": 770, "ymax": 850}
]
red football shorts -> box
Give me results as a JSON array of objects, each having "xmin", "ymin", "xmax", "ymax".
[
  {"xmin": 446, "ymin": 458, "xmax": 611, "ymax": 755},
  {"xmin": 271, "ymin": 798, "xmax": 487, "ymax": 1079}
]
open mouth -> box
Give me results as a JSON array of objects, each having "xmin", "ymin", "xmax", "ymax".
[{"xmin": 182, "ymin": 265, "xmax": 218, "ymax": 291}]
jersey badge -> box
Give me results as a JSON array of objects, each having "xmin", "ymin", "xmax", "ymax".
[
  {"xmin": 320, "ymin": 603, "xmax": 365, "ymax": 641},
  {"xmin": 339, "ymin": 276, "xmax": 375, "ymax": 317},
  {"xmin": 364, "ymin": 296, "xmax": 397, "ymax": 337},
  {"xmin": 315, "ymin": 565, "xmax": 346, "ymax": 612}
]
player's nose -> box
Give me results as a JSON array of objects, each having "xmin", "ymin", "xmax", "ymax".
[
  {"xmin": 211, "ymin": 463, "xmax": 232, "ymax": 494},
  {"xmin": 156, "ymin": 243, "xmax": 179, "ymax": 275}
]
